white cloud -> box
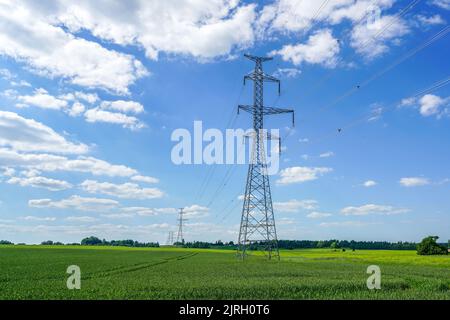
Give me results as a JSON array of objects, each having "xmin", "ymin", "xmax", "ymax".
[
  {"xmin": 0, "ymin": 111, "xmax": 88, "ymax": 154},
  {"xmin": 277, "ymin": 166, "xmax": 332, "ymax": 185},
  {"xmin": 80, "ymin": 180, "xmax": 164, "ymax": 200},
  {"xmin": 431, "ymin": 0, "xmax": 450, "ymax": 10},
  {"xmin": 8, "ymin": 1, "xmax": 256, "ymax": 62},
  {"xmin": 363, "ymin": 180, "xmax": 377, "ymax": 187},
  {"xmin": 274, "ymin": 68, "xmax": 301, "ymax": 78},
  {"xmin": 272, "ymin": 29, "xmax": 340, "ymax": 67},
  {"xmin": 100, "ymin": 100, "xmax": 144, "ymax": 114},
  {"xmin": 273, "ymin": 199, "xmax": 318, "ymax": 212},
  {"xmin": 0, "ymin": 2, "xmax": 148, "ymax": 95},
  {"xmin": 307, "ymin": 211, "xmax": 332, "ymax": 219},
  {"xmin": 131, "ymin": 175, "xmax": 159, "ymax": 184},
  {"xmin": 258, "ymin": 0, "xmax": 394, "ymax": 34},
  {"xmin": 7, "ymin": 176, "xmax": 72, "ymax": 191},
  {"xmin": 65, "ymin": 216, "xmax": 98, "ymax": 222},
  {"xmin": 101, "ymin": 213, "xmax": 136, "ymax": 219},
  {"xmin": 17, "ymin": 88, "xmax": 68, "ymax": 110},
  {"xmin": 0, "ymin": 149, "xmax": 137, "ymax": 177},
  {"xmin": 350, "ymin": 15, "xmax": 409, "ymax": 59},
  {"xmin": 319, "ymin": 151, "xmax": 334, "ymax": 158},
  {"xmin": 60, "ymin": 92, "xmax": 99, "ymax": 104},
  {"xmin": 68, "ymin": 102, "xmax": 86, "ymax": 117},
  {"xmin": 1, "ymin": 167, "xmax": 16, "ymax": 177},
  {"xmin": 341, "ymin": 204, "xmax": 410, "ymax": 216},
  {"xmin": 399, "ymin": 177, "xmax": 430, "ymax": 187},
  {"xmin": 29, "ymin": 195, "xmax": 120, "ymax": 212},
  {"xmin": 416, "ymin": 14, "xmax": 445, "ymax": 26},
  {"xmin": 20, "ymin": 216, "xmax": 56, "ymax": 222},
  {"xmin": 399, "ymin": 94, "xmax": 449, "ymax": 117},
  {"xmin": 419, "ymin": 94, "xmax": 447, "ymax": 117},
  {"xmin": 84, "ymin": 108, "xmax": 145, "ymax": 130},
  {"xmin": 183, "ymin": 205, "xmax": 210, "ymax": 218}
]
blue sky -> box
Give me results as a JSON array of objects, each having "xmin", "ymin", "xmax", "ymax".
[{"xmin": 0, "ymin": 0, "xmax": 449, "ymax": 244}]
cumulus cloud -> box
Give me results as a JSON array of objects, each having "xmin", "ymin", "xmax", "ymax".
[
  {"xmin": 399, "ymin": 94, "xmax": 449, "ymax": 117},
  {"xmin": 0, "ymin": 111, "xmax": 88, "ymax": 154},
  {"xmin": 20, "ymin": 216, "xmax": 56, "ymax": 222},
  {"xmin": 7, "ymin": 175, "xmax": 72, "ymax": 191},
  {"xmin": 65, "ymin": 216, "xmax": 98, "ymax": 222},
  {"xmin": 307, "ymin": 211, "xmax": 332, "ymax": 219},
  {"xmin": 16, "ymin": 88, "xmax": 68, "ymax": 110},
  {"xmin": 0, "ymin": 2, "xmax": 148, "ymax": 94},
  {"xmin": 183, "ymin": 205, "xmax": 210, "ymax": 218},
  {"xmin": 100, "ymin": 100, "xmax": 144, "ymax": 114},
  {"xmin": 0, "ymin": 149, "xmax": 137, "ymax": 177},
  {"xmin": 68, "ymin": 102, "xmax": 86, "ymax": 117},
  {"xmin": 80, "ymin": 180, "xmax": 164, "ymax": 200},
  {"xmin": 399, "ymin": 177, "xmax": 430, "ymax": 187},
  {"xmin": 4, "ymin": 0, "xmax": 256, "ymax": 63},
  {"xmin": 350, "ymin": 15, "xmax": 409, "ymax": 59},
  {"xmin": 415, "ymin": 14, "xmax": 445, "ymax": 26},
  {"xmin": 277, "ymin": 166, "xmax": 332, "ymax": 185},
  {"xmin": 29, "ymin": 195, "xmax": 120, "ymax": 212},
  {"xmin": 418, "ymin": 94, "xmax": 448, "ymax": 117},
  {"xmin": 258, "ymin": 0, "xmax": 395, "ymax": 34},
  {"xmin": 363, "ymin": 180, "xmax": 377, "ymax": 187},
  {"xmin": 131, "ymin": 175, "xmax": 159, "ymax": 184},
  {"xmin": 272, "ymin": 29, "xmax": 340, "ymax": 67},
  {"xmin": 430, "ymin": 0, "xmax": 450, "ymax": 10},
  {"xmin": 273, "ymin": 68, "xmax": 301, "ymax": 78},
  {"xmin": 84, "ymin": 108, "xmax": 146, "ymax": 130},
  {"xmin": 273, "ymin": 199, "xmax": 318, "ymax": 212},
  {"xmin": 319, "ymin": 151, "xmax": 334, "ymax": 158},
  {"xmin": 341, "ymin": 204, "xmax": 410, "ymax": 216}
]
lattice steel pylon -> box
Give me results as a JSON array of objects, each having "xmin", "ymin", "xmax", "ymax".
[
  {"xmin": 176, "ymin": 208, "xmax": 187, "ymax": 244},
  {"xmin": 237, "ymin": 54, "xmax": 294, "ymax": 260},
  {"xmin": 166, "ymin": 231, "xmax": 174, "ymax": 245}
]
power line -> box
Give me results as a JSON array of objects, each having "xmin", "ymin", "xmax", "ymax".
[
  {"xmin": 300, "ymin": 0, "xmax": 421, "ymax": 102},
  {"xmin": 308, "ymin": 75, "xmax": 450, "ymax": 145},
  {"xmin": 305, "ymin": 24, "xmax": 450, "ymax": 121}
]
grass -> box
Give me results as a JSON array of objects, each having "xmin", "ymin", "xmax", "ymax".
[{"xmin": 0, "ymin": 245, "xmax": 449, "ymax": 299}]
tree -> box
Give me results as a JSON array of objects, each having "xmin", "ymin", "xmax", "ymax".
[
  {"xmin": 81, "ymin": 236, "xmax": 102, "ymax": 246},
  {"xmin": 417, "ymin": 236, "xmax": 448, "ymax": 255}
]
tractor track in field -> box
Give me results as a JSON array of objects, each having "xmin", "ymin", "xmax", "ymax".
[{"xmin": 83, "ymin": 252, "xmax": 199, "ymax": 279}]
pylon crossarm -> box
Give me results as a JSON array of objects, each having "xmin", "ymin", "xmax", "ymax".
[
  {"xmin": 244, "ymin": 54, "xmax": 273, "ymax": 63},
  {"xmin": 262, "ymin": 107, "xmax": 295, "ymax": 127}
]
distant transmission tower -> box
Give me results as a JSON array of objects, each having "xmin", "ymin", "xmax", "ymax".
[
  {"xmin": 237, "ymin": 54, "xmax": 294, "ymax": 260},
  {"xmin": 176, "ymin": 208, "xmax": 187, "ymax": 244},
  {"xmin": 166, "ymin": 231, "xmax": 174, "ymax": 245}
]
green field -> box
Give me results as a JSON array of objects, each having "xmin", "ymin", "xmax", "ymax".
[{"xmin": 0, "ymin": 245, "xmax": 449, "ymax": 299}]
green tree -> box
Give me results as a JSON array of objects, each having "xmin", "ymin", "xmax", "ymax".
[
  {"xmin": 417, "ymin": 236, "xmax": 447, "ymax": 255},
  {"xmin": 81, "ymin": 236, "xmax": 102, "ymax": 246}
]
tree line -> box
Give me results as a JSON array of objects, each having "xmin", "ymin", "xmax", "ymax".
[{"xmin": 180, "ymin": 239, "xmax": 420, "ymax": 250}]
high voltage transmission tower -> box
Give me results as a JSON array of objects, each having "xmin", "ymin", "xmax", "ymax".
[
  {"xmin": 166, "ymin": 231, "xmax": 174, "ymax": 245},
  {"xmin": 237, "ymin": 54, "xmax": 294, "ymax": 260},
  {"xmin": 176, "ymin": 208, "xmax": 187, "ymax": 244}
]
